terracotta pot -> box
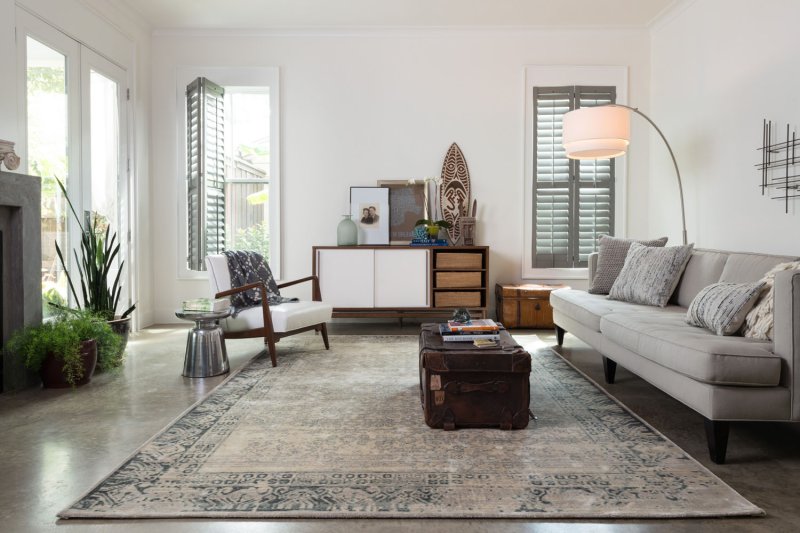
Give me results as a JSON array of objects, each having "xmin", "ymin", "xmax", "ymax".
[
  {"xmin": 107, "ymin": 316, "xmax": 131, "ymax": 353},
  {"xmin": 39, "ymin": 339, "xmax": 98, "ymax": 388}
]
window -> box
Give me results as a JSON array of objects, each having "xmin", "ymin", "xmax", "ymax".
[
  {"xmin": 532, "ymin": 86, "xmax": 616, "ymax": 268},
  {"xmin": 18, "ymin": 10, "xmax": 131, "ymax": 317},
  {"xmin": 181, "ymin": 68, "xmax": 279, "ymax": 276}
]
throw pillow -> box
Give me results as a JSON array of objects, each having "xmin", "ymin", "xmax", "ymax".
[
  {"xmin": 741, "ymin": 260, "xmax": 800, "ymax": 340},
  {"xmin": 686, "ymin": 281, "xmax": 766, "ymax": 336},
  {"xmin": 589, "ymin": 235, "xmax": 669, "ymax": 294},
  {"xmin": 608, "ymin": 243, "xmax": 694, "ymax": 307}
]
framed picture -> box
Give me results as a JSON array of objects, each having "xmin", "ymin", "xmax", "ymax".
[
  {"xmin": 350, "ymin": 186, "xmax": 390, "ymax": 245},
  {"xmin": 378, "ymin": 180, "xmax": 429, "ymax": 244}
]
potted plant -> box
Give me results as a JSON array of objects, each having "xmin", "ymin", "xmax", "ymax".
[
  {"xmin": 53, "ymin": 177, "xmax": 136, "ymax": 351},
  {"xmin": 415, "ymin": 218, "xmax": 453, "ymax": 240},
  {"xmin": 5, "ymin": 311, "xmax": 122, "ymax": 388}
]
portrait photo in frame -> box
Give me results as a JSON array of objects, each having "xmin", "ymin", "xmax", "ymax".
[
  {"xmin": 350, "ymin": 186, "xmax": 390, "ymax": 245},
  {"xmin": 378, "ymin": 180, "xmax": 429, "ymax": 244}
]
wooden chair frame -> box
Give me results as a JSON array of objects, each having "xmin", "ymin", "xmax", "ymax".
[{"xmin": 214, "ymin": 275, "xmax": 330, "ymax": 367}]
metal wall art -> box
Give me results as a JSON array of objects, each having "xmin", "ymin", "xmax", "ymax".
[{"xmin": 758, "ymin": 119, "xmax": 799, "ymax": 213}]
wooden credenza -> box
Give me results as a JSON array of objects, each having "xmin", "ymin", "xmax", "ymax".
[{"xmin": 312, "ymin": 246, "xmax": 489, "ymax": 319}]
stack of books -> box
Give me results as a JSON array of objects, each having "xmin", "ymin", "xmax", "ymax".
[
  {"xmin": 439, "ymin": 319, "xmax": 501, "ymax": 343},
  {"xmin": 410, "ymin": 238, "xmax": 449, "ymax": 247},
  {"xmin": 181, "ymin": 297, "xmax": 231, "ymax": 313}
]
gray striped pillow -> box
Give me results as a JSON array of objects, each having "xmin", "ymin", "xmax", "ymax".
[
  {"xmin": 686, "ymin": 281, "xmax": 766, "ymax": 336},
  {"xmin": 608, "ymin": 243, "xmax": 694, "ymax": 307}
]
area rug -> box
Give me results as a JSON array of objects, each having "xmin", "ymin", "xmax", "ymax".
[{"xmin": 60, "ymin": 334, "xmax": 762, "ymax": 519}]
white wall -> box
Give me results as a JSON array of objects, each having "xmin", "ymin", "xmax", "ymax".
[
  {"xmin": 150, "ymin": 28, "xmax": 652, "ymax": 323},
  {"xmin": 0, "ymin": 0, "xmax": 153, "ymax": 328},
  {"xmin": 650, "ymin": 0, "xmax": 800, "ymax": 255}
]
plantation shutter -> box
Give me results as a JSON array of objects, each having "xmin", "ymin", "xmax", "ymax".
[
  {"xmin": 186, "ymin": 77, "xmax": 226, "ymax": 271},
  {"xmin": 532, "ymin": 85, "xmax": 615, "ymax": 268}
]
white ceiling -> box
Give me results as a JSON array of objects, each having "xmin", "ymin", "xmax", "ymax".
[{"xmin": 119, "ymin": 0, "xmax": 678, "ymax": 30}]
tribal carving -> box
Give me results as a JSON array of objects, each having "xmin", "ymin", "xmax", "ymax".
[{"xmin": 439, "ymin": 143, "xmax": 471, "ymax": 245}]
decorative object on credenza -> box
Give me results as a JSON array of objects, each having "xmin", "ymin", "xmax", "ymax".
[
  {"xmin": 439, "ymin": 143, "xmax": 471, "ymax": 245},
  {"xmin": 0, "ymin": 139, "xmax": 20, "ymax": 170},
  {"xmin": 563, "ymin": 105, "xmax": 688, "ymax": 245},
  {"xmin": 377, "ymin": 179, "xmax": 428, "ymax": 244},
  {"xmin": 414, "ymin": 218, "xmax": 452, "ymax": 240},
  {"xmin": 757, "ymin": 119, "xmax": 798, "ymax": 214},
  {"xmin": 336, "ymin": 215, "xmax": 358, "ymax": 246},
  {"xmin": 350, "ymin": 186, "xmax": 389, "ymax": 245}
]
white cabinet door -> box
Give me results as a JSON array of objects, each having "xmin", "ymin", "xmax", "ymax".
[
  {"xmin": 317, "ymin": 249, "xmax": 375, "ymax": 307},
  {"xmin": 374, "ymin": 249, "xmax": 429, "ymax": 307}
]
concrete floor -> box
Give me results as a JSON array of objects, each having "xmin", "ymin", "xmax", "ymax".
[{"xmin": 0, "ymin": 321, "xmax": 798, "ymax": 532}]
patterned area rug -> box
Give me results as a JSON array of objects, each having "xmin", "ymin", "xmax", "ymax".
[{"xmin": 60, "ymin": 335, "xmax": 762, "ymax": 519}]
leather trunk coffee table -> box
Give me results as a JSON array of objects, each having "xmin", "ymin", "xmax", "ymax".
[{"xmin": 418, "ymin": 323, "xmax": 531, "ymax": 430}]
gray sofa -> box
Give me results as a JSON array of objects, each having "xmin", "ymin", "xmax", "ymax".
[{"xmin": 551, "ymin": 248, "xmax": 800, "ymax": 464}]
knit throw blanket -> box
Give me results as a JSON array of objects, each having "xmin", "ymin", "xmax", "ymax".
[
  {"xmin": 223, "ymin": 251, "xmax": 297, "ymax": 315},
  {"xmin": 742, "ymin": 260, "xmax": 800, "ymax": 340}
]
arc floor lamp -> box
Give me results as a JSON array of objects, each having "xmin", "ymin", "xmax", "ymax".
[{"xmin": 562, "ymin": 104, "xmax": 688, "ymax": 245}]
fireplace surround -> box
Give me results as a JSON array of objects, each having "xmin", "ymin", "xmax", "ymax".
[{"xmin": 0, "ymin": 171, "xmax": 42, "ymax": 391}]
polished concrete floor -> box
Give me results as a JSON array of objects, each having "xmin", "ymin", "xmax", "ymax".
[{"xmin": 1, "ymin": 321, "xmax": 799, "ymax": 532}]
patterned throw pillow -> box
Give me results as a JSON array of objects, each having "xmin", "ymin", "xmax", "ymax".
[
  {"xmin": 589, "ymin": 235, "xmax": 669, "ymax": 294},
  {"xmin": 608, "ymin": 243, "xmax": 694, "ymax": 307},
  {"xmin": 686, "ymin": 281, "xmax": 766, "ymax": 336},
  {"xmin": 741, "ymin": 260, "xmax": 800, "ymax": 340}
]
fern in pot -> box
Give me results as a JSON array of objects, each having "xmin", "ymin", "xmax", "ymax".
[
  {"xmin": 6, "ymin": 310, "xmax": 122, "ymax": 388},
  {"xmin": 53, "ymin": 177, "xmax": 136, "ymax": 353}
]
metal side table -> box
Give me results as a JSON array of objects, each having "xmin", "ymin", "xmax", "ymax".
[{"xmin": 175, "ymin": 309, "xmax": 231, "ymax": 377}]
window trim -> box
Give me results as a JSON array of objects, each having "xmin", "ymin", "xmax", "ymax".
[
  {"xmin": 522, "ymin": 66, "xmax": 628, "ymax": 280},
  {"xmin": 176, "ymin": 66, "xmax": 280, "ymax": 280}
]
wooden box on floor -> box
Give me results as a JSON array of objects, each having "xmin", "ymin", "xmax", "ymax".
[{"xmin": 495, "ymin": 283, "xmax": 569, "ymax": 329}]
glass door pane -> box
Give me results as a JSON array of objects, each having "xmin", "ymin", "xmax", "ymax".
[
  {"xmin": 89, "ymin": 70, "xmax": 120, "ymax": 232},
  {"xmin": 25, "ymin": 36, "xmax": 70, "ymax": 317},
  {"xmin": 83, "ymin": 46, "xmax": 130, "ymax": 320}
]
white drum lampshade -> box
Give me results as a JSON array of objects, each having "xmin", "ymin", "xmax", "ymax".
[{"xmin": 562, "ymin": 106, "xmax": 631, "ymax": 159}]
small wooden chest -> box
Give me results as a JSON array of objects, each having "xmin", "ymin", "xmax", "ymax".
[{"xmin": 495, "ymin": 283, "xmax": 569, "ymax": 329}]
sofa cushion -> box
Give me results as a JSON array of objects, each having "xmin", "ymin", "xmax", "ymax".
[
  {"xmin": 686, "ymin": 281, "xmax": 765, "ymax": 336},
  {"xmin": 719, "ymin": 252, "xmax": 799, "ymax": 283},
  {"xmin": 550, "ymin": 289, "xmax": 683, "ymax": 333},
  {"xmin": 221, "ymin": 300, "xmax": 333, "ymax": 333},
  {"xmin": 608, "ymin": 243, "xmax": 694, "ymax": 307},
  {"xmin": 600, "ymin": 312, "xmax": 780, "ymax": 386},
  {"xmin": 673, "ymin": 250, "xmax": 730, "ymax": 307},
  {"xmin": 589, "ymin": 235, "xmax": 668, "ymax": 295}
]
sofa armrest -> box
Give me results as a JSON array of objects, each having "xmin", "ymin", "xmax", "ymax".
[
  {"xmin": 588, "ymin": 252, "xmax": 599, "ymax": 285},
  {"xmin": 773, "ymin": 270, "xmax": 800, "ymax": 420}
]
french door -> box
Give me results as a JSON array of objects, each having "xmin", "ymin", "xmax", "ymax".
[{"xmin": 16, "ymin": 9, "xmax": 131, "ymax": 319}]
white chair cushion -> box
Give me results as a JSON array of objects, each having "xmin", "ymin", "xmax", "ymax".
[{"xmin": 221, "ymin": 300, "xmax": 333, "ymax": 333}]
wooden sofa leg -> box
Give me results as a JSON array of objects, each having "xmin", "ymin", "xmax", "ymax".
[
  {"xmin": 704, "ymin": 419, "xmax": 730, "ymax": 464},
  {"xmin": 602, "ymin": 357, "xmax": 617, "ymax": 384},
  {"xmin": 555, "ymin": 326, "xmax": 565, "ymax": 346}
]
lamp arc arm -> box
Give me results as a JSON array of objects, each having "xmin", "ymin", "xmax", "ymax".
[{"xmin": 610, "ymin": 104, "xmax": 688, "ymax": 245}]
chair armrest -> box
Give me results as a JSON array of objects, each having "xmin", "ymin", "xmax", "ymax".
[
  {"xmin": 277, "ymin": 275, "xmax": 322, "ymax": 301},
  {"xmin": 276, "ymin": 276, "xmax": 316, "ymax": 289},
  {"xmin": 215, "ymin": 282, "xmax": 267, "ymax": 300}
]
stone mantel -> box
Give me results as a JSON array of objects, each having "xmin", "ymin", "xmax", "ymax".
[{"xmin": 0, "ymin": 171, "xmax": 42, "ymax": 391}]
